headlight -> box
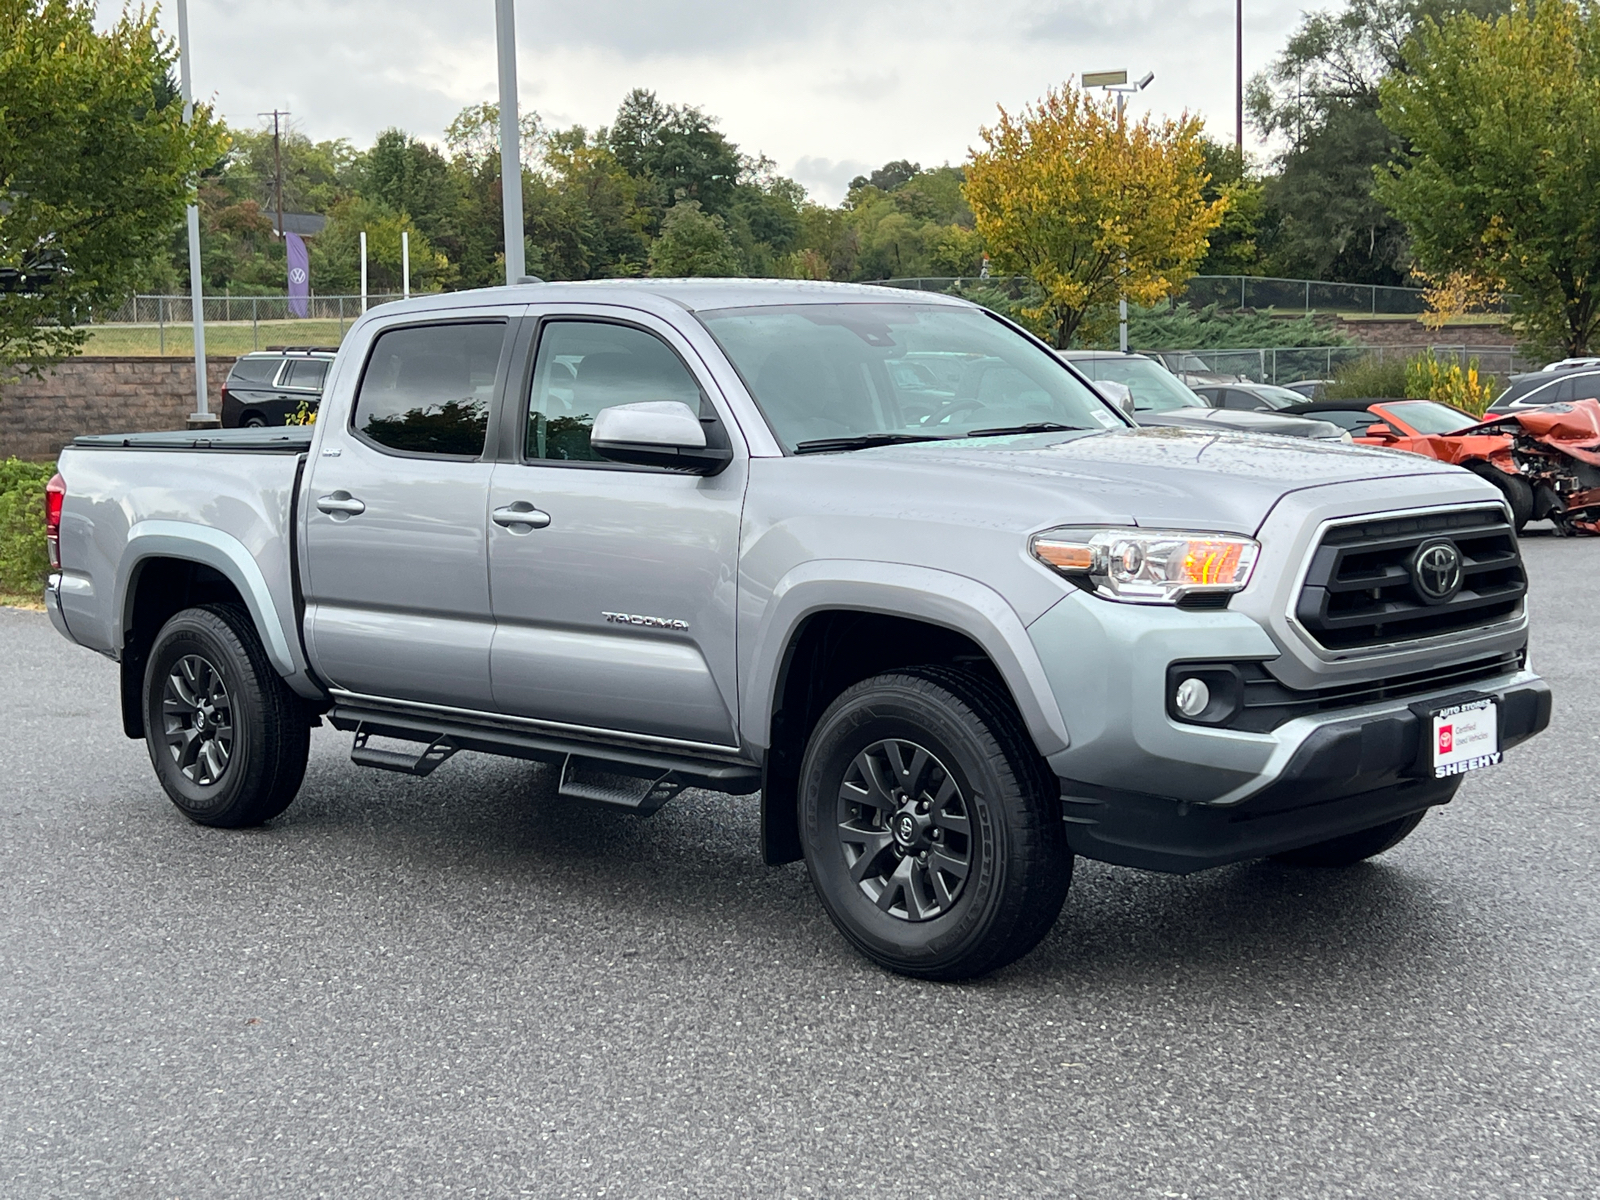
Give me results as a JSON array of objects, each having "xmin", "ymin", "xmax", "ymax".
[{"xmin": 1031, "ymin": 527, "xmax": 1261, "ymax": 604}]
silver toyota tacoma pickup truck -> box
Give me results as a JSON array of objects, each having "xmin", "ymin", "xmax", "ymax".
[{"xmin": 44, "ymin": 280, "xmax": 1551, "ymax": 980}]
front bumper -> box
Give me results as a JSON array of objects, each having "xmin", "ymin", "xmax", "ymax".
[
  {"xmin": 1057, "ymin": 677, "xmax": 1550, "ymax": 873},
  {"xmin": 1027, "ymin": 589, "xmax": 1551, "ymax": 873}
]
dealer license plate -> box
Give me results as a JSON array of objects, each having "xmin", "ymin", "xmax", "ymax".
[{"xmin": 1429, "ymin": 698, "xmax": 1501, "ymax": 778}]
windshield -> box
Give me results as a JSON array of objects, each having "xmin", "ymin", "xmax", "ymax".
[
  {"xmin": 1380, "ymin": 400, "xmax": 1480, "ymax": 434},
  {"xmin": 1070, "ymin": 356, "xmax": 1208, "ymax": 412},
  {"xmin": 1252, "ymin": 384, "xmax": 1313, "ymax": 410},
  {"xmin": 696, "ymin": 303, "xmax": 1125, "ymax": 450}
]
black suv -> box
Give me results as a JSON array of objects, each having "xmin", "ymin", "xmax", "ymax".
[
  {"xmin": 1488, "ymin": 366, "xmax": 1600, "ymax": 414},
  {"xmin": 220, "ymin": 348, "xmax": 338, "ymax": 428}
]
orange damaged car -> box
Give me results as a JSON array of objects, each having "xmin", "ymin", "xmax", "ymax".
[{"xmin": 1287, "ymin": 399, "xmax": 1530, "ymax": 528}]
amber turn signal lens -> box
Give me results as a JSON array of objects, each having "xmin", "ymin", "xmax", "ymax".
[{"xmin": 1032, "ymin": 539, "xmax": 1095, "ymax": 572}]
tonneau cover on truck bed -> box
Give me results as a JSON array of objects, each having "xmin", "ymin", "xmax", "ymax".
[{"xmin": 72, "ymin": 428, "xmax": 314, "ymax": 452}]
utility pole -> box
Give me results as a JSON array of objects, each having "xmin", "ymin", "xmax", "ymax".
[
  {"xmin": 495, "ymin": 0, "xmax": 526, "ymax": 285},
  {"xmin": 359, "ymin": 230, "xmax": 368, "ymax": 313},
  {"xmin": 259, "ymin": 109, "xmax": 289, "ymax": 241},
  {"xmin": 175, "ymin": 0, "xmax": 214, "ymax": 428},
  {"xmin": 1236, "ymin": 0, "xmax": 1245, "ymax": 152}
]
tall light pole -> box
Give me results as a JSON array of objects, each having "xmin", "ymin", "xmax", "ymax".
[
  {"xmin": 1237, "ymin": 0, "xmax": 1245, "ymax": 152},
  {"xmin": 175, "ymin": 0, "xmax": 214, "ymax": 428},
  {"xmin": 495, "ymin": 0, "xmax": 525, "ymax": 285},
  {"xmin": 1084, "ymin": 70, "xmax": 1154, "ymax": 353}
]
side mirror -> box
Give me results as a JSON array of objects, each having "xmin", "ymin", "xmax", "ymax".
[
  {"xmin": 1099, "ymin": 380, "xmax": 1137, "ymax": 415},
  {"xmin": 1365, "ymin": 422, "xmax": 1397, "ymax": 440},
  {"xmin": 590, "ymin": 401, "xmax": 732, "ymax": 475}
]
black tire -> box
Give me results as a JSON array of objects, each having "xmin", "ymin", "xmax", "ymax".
[
  {"xmin": 143, "ymin": 603, "xmax": 310, "ymax": 828},
  {"xmin": 242, "ymin": 414, "xmax": 269, "ymax": 428},
  {"xmin": 1271, "ymin": 811, "xmax": 1426, "ymax": 868},
  {"xmin": 798, "ymin": 667, "xmax": 1071, "ymax": 981},
  {"xmin": 1471, "ymin": 464, "xmax": 1533, "ymax": 532}
]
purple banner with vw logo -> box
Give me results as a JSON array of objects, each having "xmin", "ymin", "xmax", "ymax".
[{"xmin": 286, "ymin": 232, "xmax": 310, "ymax": 317}]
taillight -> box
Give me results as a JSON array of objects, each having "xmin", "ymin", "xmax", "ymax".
[{"xmin": 45, "ymin": 473, "xmax": 65, "ymax": 569}]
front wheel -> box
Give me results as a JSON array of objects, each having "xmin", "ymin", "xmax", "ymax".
[
  {"xmin": 143, "ymin": 603, "xmax": 310, "ymax": 828},
  {"xmin": 799, "ymin": 668, "xmax": 1071, "ymax": 981}
]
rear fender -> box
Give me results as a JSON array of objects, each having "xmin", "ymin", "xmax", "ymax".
[{"xmin": 116, "ymin": 521, "xmax": 317, "ymax": 697}]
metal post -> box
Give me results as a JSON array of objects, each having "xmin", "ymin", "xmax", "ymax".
[
  {"xmin": 1235, "ymin": 0, "xmax": 1244, "ymax": 152},
  {"xmin": 1241, "ymin": 275, "xmax": 1246, "ymax": 309},
  {"xmin": 252, "ymin": 297, "xmax": 258, "ymax": 350},
  {"xmin": 1305, "ymin": 279, "xmax": 1311, "ymax": 313},
  {"xmin": 159, "ymin": 296, "xmax": 165, "ymax": 354},
  {"xmin": 1119, "ymin": 298, "xmax": 1128, "ymax": 353},
  {"xmin": 360, "ymin": 230, "xmax": 368, "ymax": 313},
  {"xmin": 176, "ymin": 0, "xmax": 213, "ymax": 426},
  {"xmin": 1372, "ymin": 284, "xmax": 1377, "ymax": 316},
  {"xmin": 402, "ymin": 231, "xmax": 410, "ymax": 299},
  {"xmin": 496, "ymin": 0, "xmax": 526, "ymax": 285}
]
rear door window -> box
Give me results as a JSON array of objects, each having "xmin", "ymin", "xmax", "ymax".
[
  {"xmin": 353, "ymin": 321, "xmax": 506, "ymax": 457},
  {"xmin": 228, "ymin": 357, "xmax": 282, "ymax": 386},
  {"xmin": 284, "ymin": 359, "xmax": 329, "ymax": 391}
]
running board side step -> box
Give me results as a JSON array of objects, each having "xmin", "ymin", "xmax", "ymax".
[
  {"xmin": 351, "ymin": 725, "xmax": 459, "ymax": 776},
  {"xmin": 330, "ymin": 701, "xmax": 761, "ymax": 807}
]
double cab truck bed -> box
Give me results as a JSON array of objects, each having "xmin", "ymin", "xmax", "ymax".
[{"xmin": 44, "ymin": 279, "xmax": 1551, "ymax": 979}]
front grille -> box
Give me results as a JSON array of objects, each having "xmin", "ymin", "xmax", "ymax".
[
  {"xmin": 1295, "ymin": 507, "xmax": 1526, "ymax": 651},
  {"xmin": 1231, "ymin": 650, "xmax": 1524, "ymax": 732}
]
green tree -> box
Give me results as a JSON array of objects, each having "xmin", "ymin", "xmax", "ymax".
[
  {"xmin": 1248, "ymin": 0, "xmax": 1508, "ymax": 285},
  {"xmin": 0, "ymin": 0, "xmax": 225, "ymax": 369},
  {"xmin": 312, "ymin": 195, "xmax": 447, "ymax": 293},
  {"xmin": 647, "ymin": 201, "xmax": 740, "ymax": 276},
  {"xmin": 1194, "ymin": 138, "xmax": 1264, "ymax": 277},
  {"xmin": 357, "ymin": 130, "xmax": 461, "ymax": 249},
  {"xmin": 965, "ymin": 83, "xmax": 1226, "ymax": 348},
  {"xmin": 1377, "ymin": 0, "xmax": 1600, "ymax": 354}
]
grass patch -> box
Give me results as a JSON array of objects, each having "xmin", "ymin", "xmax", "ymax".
[
  {"xmin": 0, "ymin": 593, "xmax": 44, "ymax": 611},
  {"xmin": 80, "ymin": 320, "xmax": 353, "ymax": 357}
]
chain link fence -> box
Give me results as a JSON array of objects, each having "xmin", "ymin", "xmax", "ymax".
[
  {"xmin": 1150, "ymin": 344, "xmax": 1530, "ymax": 386},
  {"xmin": 882, "ymin": 274, "xmax": 1510, "ymax": 317},
  {"xmin": 92, "ymin": 293, "xmax": 411, "ymax": 325}
]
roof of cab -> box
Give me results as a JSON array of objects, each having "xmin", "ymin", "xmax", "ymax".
[{"xmin": 361, "ymin": 277, "xmax": 975, "ymax": 318}]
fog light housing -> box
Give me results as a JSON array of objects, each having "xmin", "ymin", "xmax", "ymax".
[
  {"xmin": 1175, "ymin": 677, "xmax": 1211, "ymax": 718},
  {"xmin": 1164, "ymin": 663, "xmax": 1246, "ymax": 726}
]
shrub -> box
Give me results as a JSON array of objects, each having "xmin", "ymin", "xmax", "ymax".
[
  {"xmin": 0, "ymin": 458, "xmax": 54, "ymax": 599},
  {"xmin": 1324, "ymin": 356, "xmax": 1409, "ymax": 400},
  {"xmin": 1404, "ymin": 349, "xmax": 1498, "ymax": 416}
]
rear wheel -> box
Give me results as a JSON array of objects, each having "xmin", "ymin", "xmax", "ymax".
[
  {"xmin": 242, "ymin": 414, "xmax": 269, "ymax": 428},
  {"xmin": 143, "ymin": 603, "xmax": 310, "ymax": 828},
  {"xmin": 1471, "ymin": 464, "xmax": 1533, "ymax": 532},
  {"xmin": 1271, "ymin": 811, "xmax": 1426, "ymax": 868},
  {"xmin": 799, "ymin": 667, "xmax": 1071, "ymax": 981}
]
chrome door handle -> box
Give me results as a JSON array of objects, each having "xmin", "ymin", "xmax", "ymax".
[
  {"xmin": 316, "ymin": 492, "xmax": 366, "ymax": 517},
  {"xmin": 492, "ymin": 502, "xmax": 551, "ymax": 531}
]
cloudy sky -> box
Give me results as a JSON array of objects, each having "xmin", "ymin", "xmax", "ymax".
[{"xmin": 145, "ymin": 0, "xmax": 1313, "ymax": 203}]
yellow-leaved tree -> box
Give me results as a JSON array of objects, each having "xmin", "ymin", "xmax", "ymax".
[{"xmin": 964, "ymin": 85, "xmax": 1227, "ymax": 348}]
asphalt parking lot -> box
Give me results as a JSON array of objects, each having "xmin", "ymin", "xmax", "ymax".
[{"xmin": 2, "ymin": 533, "xmax": 1596, "ymax": 1199}]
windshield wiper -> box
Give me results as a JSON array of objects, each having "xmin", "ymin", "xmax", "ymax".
[
  {"xmin": 793, "ymin": 433, "xmax": 952, "ymax": 455},
  {"xmin": 960, "ymin": 422, "xmax": 1086, "ymax": 438}
]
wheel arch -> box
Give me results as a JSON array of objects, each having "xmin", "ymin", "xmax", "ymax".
[
  {"xmin": 114, "ymin": 523, "xmax": 314, "ymax": 736},
  {"xmin": 748, "ymin": 563, "xmax": 1071, "ymax": 864}
]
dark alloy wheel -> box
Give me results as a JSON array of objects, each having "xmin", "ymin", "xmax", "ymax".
[
  {"xmin": 161, "ymin": 654, "xmax": 234, "ymax": 785},
  {"xmin": 143, "ymin": 603, "xmax": 310, "ymax": 828},
  {"xmin": 837, "ymin": 738, "xmax": 974, "ymax": 921},
  {"xmin": 800, "ymin": 667, "xmax": 1071, "ymax": 981}
]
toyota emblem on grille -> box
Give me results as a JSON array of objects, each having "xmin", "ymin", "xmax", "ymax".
[{"xmin": 1411, "ymin": 539, "xmax": 1464, "ymax": 604}]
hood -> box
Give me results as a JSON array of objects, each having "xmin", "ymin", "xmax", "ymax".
[
  {"xmin": 1468, "ymin": 398, "xmax": 1600, "ymax": 466},
  {"xmin": 1137, "ymin": 408, "xmax": 1346, "ymax": 440},
  {"xmin": 809, "ymin": 425, "xmax": 1461, "ymax": 534}
]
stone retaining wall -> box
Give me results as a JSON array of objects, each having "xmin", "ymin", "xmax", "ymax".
[
  {"xmin": 0, "ymin": 356, "xmax": 237, "ymax": 462},
  {"xmin": 1331, "ymin": 317, "xmax": 1517, "ymax": 348}
]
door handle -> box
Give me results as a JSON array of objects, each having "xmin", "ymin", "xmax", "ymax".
[
  {"xmin": 492, "ymin": 502, "xmax": 551, "ymax": 531},
  {"xmin": 316, "ymin": 491, "xmax": 366, "ymax": 517}
]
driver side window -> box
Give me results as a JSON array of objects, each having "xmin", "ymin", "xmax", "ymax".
[{"xmin": 526, "ymin": 321, "xmax": 706, "ymax": 461}]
